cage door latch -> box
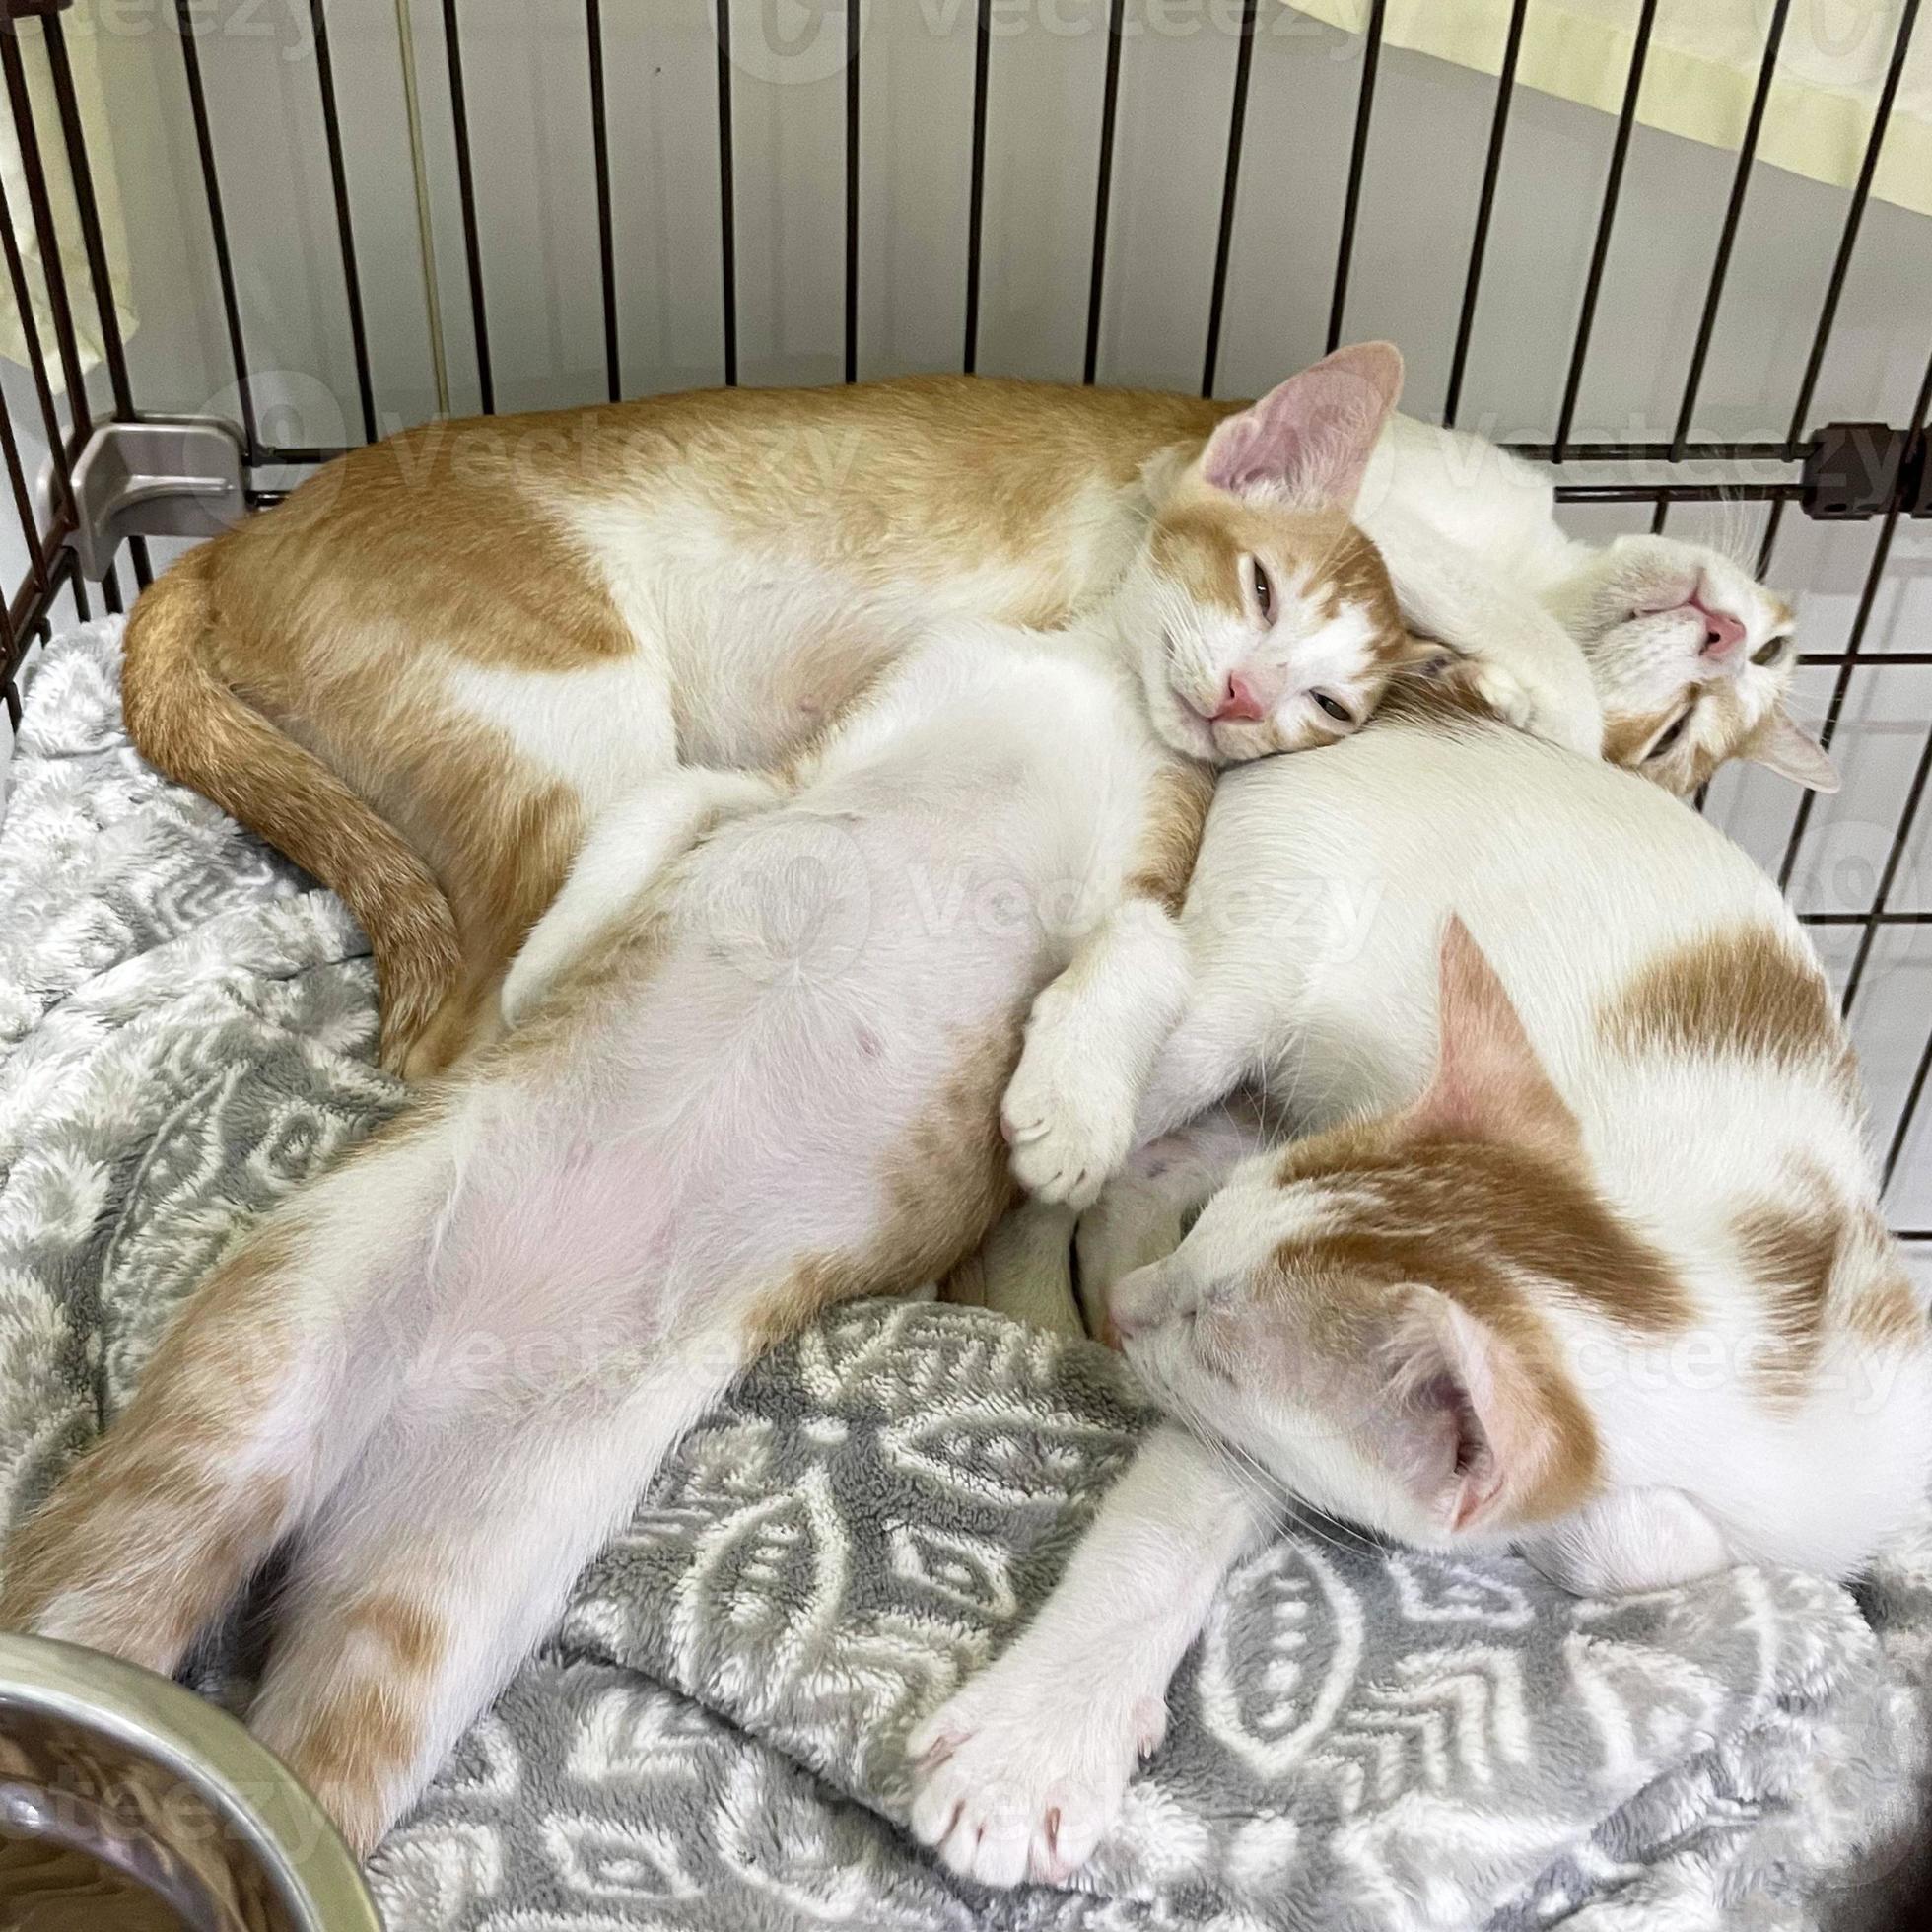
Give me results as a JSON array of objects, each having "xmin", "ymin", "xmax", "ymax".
[
  {"xmin": 1802, "ymin": 421, "xmax": 1910, "ymax": 520},
  {"xmin": 66, "ymin": 418, "xmax": 247, "ymax": 581}
]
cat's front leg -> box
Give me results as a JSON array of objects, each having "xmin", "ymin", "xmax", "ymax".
[
  {"xmin": 1000, "ymin": 897, "xmax": 1190, "ymax": 1209},
  {"xmin": 907, "ymin": 1423, "xmax": 1271, "ymax": 1887},
  {"xmin": 501, "ymin": 767, "xmax": 783, "ymax": 1026},
  {"xmin": 1369, "ymin": 505, "xmax": 1604, "ymax": 759}
]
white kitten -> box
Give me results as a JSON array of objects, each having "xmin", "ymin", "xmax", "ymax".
[{"xmin": 913, "ymin": 706, "xmax": 1925, "ymax": 1890}]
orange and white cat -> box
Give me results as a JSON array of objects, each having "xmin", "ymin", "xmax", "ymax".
[
  {"xmin": 120, "ymin": 360, "xmax": 1827, "ymax": 1080},
  {"xmin": 0, "ymin": 347, "xmax": 1414, "ymax": 1856},
  {"xmin": 911, "ymin": 700, "xmax": 1924, "ymax": 1891}
]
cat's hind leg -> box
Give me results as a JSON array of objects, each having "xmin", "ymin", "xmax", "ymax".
[
  {"xmin": 0, "ymin": 1095, "xmax": 477, "ymax": 1674},
  {"xmin": 500, "ymin": 768, "xmax": 784, "ymax": 1028},
  {"xmin": 962, "ymin": 1201, "xmax": 1082, "ymax": 1336},
  {"xmin": 245, "ymin": 1346, "xmax": 735, "ymax": 1853}
]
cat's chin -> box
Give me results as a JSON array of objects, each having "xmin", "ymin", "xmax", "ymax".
[{"xmin": 1149, "ymin": 680, "xmax": 1222, "ymax": 764}]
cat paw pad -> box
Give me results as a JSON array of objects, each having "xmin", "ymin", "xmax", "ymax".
[
  {"xmin": 906, "ymin": 1677, "xmax": 1146, "ymax": 1888},
  {"xmin": 999, "ymin": 1061, "xmax": 1135, "ymax": 1210}
]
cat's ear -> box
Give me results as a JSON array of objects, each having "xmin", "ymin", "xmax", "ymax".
[
  {"xmin": 1403, "ymin": 916, "xmax": 1581, "ymax": 1162},
  {"xmin": 1745, "ymin": 707, "xmax": 1840, "ymax": 794},
  {"xmin": 1383, "ymin": 1285, "xmax": 1572, "ymax": 1535},
  {"xmin": 1395, "ymin": 633, "xmax": 1459, "ymax": 680},
  {"xmin": 1200, "ymin": 341, "xmax": 1404, "ymax": 509}
]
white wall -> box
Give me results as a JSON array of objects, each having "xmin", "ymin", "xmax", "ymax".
[{"xmin": 2, "ymin": 0, "xmax": 1929, "ymax": 1227}]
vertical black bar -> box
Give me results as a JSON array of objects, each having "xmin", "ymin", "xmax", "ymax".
[
  {"xmin": 586, "ymin": 0, "xmax": 620, "ymax": 402},
  {"xmin": 1648, "ymin": 496, "xmax": 1670, "ymax": 535},
  {"xmin": 1552, "ymin": 0, "xmax": 1660, "ymax": 460},
  {"xmin": 1083, "ymin": 0, "xmax": 1126, "ymax": 386},
  {"xmin": 1442, "ymin": 0, "xmax": 1527, "ymax": 429},
  {"xmin": 1833, "ymin": 341, "xmax": 1932, "ymax": 1017},
  {"xmin": 716, "ymin": 0, "xmax": 738, "ymax": 384},
  {"xmin": 1786, "ymin": 0, "xmax": 1920, "ymax": 453},
  {"xmin": 1670, "ymin": 0, "xmax": 1789, "ymax": 458},
  {"xmin": 1326, "ymin": 0, "xmax": 1387, "ymax": 354},
  {"xmin": 441, "ymin": 0, "xmax": 494, "ymax": 413},
  {"xmin": 41, "ymin": 17, "xmax": 135, "ymax": 421},
  {"xmin": 845, "ymin": 0, "xmax": 860, "ymax": 384},
  {"xmin": 1755, "ymin": 496, "xmax": 1786, "ymax": 580},
  {"xmin": 1200, "ymin": 0, "xmax": 1258, "ymax": 399},
  {"xmin": 1778, "ymin": 344, "xmax": 1932, "ymax": 896},
  {"xmin": 962, "ymin": 0, "xmax": 992, "ymax": 373},
  {"xmin": 0, "ymin": 380, "xmax": 47, "ymax": 608},
  {"xmin": 172, "ymin": 0, "xmax": 258, "ymax": 457},
  {"xmin": 1839, "ymin": 728, "xmax": 1932, "ymax": 1017},
  {"xmin": 0, "ymin": 173, "xmax": 80, "ymax": 531},
  {"xmin": 310, "ymin": 0, "xmax": 378, "ymax": 443},
  {"xmin": 1885, "ymin": 1027, "xmax": 1932, "ymax": 1193},
  {"xmin": 0, "ymin": 33, "xmax": 89, "ymax": 438}
]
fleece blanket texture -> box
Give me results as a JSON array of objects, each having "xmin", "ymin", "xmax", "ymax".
[{"xmin": 2, "ymin": 622, "xmax": 1928, "ymax": 1931}]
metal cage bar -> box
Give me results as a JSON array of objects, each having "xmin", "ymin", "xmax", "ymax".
[
  {"xmin": 715, "ymin": 0, "xmax": 739, "ymax": 384},
  {"xmin": 440, "ymin": 0, "xmax": 493, "ymax": 413},
  {"xmin": 1200, "ymin": 0, "xmax": 1259, "ymax": 399},
  {"xmin": 1326, "ymin": 0, "xmax": 1387, "ymax": 354},
  {"xmin": 845, "ymin": 0, "xmax": 861, "ymax": 385},
  {"xmin": 1669, "ymin": 0, "xmax": 1790, "ymax": 458},
  {"xmin": 1083, "ymin": 0, "xmax": 1127, "ymax": 386},
  {"xmin": 585, "ymin": 0, "xmax": 621, "ymax": 404},
  {"xmin": 1441, "ymin": 0, "xmax": 1528, "ymax": 429},
  {"xmin": 0, "ymin": 0, "xmax": 1927, "ymax": 1227},
  {"xmin": 1551, "ymin": 0, "xmax": 1659, "ymax": 459},
  {"xmin": 172, "ymin": 0, "xmax": 257, "ymax": 457},
  {"xmin": 310, "ymin": 0, "xmax": 378, "ymax": 445},
  {"xmin": 1785, "ymin": 0, "xmax": 1921, "ymax": 455},
  {"xmin": 961, "ymin": 0, "xmax": 992, "ymax": 374}
]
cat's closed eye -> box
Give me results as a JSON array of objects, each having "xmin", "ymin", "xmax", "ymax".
[
  {"xmin": 1314, "ymin": 692, "xmax": 1354, "ymax": 724},
  {"xmin": 1647, "ymin": 710, "xmax": 1692, "ymax": 759}
]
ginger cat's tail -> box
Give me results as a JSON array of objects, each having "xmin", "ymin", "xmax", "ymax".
[{"xmin": 121, "ymin": 549, "xmax": 462, "ymax": 1074}]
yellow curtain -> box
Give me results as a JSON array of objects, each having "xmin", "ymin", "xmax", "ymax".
[{"xmin": 1290, "ymin": 0, "xmax": 1932, "ymax": 220}]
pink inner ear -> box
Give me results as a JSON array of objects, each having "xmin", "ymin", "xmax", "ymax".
[
  {"xmin": 1401, "ymin": 1291, "xmax": 1545, "ymax": 1536},
  {"xmin": 1201, "ymin": 341, "xmax": 1403, "ymax": 507}
]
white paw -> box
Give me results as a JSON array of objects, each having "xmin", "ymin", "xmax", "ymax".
[
  {"xmin": 1000, "ymin": 1037, "xmax": 1137, "ymax": 1211},
  {"xmin": 1468, "ymin": 660, "xmax": 1603, "ymax": 759},
  {"xmin": 906, "ymin": 1667, "xmax": 1163, "ymax": 1888}
]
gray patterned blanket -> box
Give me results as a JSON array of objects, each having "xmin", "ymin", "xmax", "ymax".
[{"xmin": 3, "ymin": 623, "xmax": 1929, "ymax": 1931}]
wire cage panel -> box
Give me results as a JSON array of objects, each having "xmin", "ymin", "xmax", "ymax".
[{"xmin": 0, "ymin": 0, "xmax": 1928, "ymax": 1243}]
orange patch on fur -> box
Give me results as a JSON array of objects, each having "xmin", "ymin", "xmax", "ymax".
[
  {"xmin": 280, "ymin": 1678, "xmax": 422, "ymax": 1857},
  {"xmin": 1731, "ymin": 1183, "xmax": 1843, "ymax": 1401},
  {"xmin": 1150, "ymin": 490, "xmax": 1405, "ymax": 664},
  {"xmin": 746, "ymin": 1016, "xmax": 1023, "ymax": 1349},
  {"xmin": 1126, "ymin": 759, "xmax": 1217, "ymax": 916},
  {"xmin": 1601, "ymin": 923, "xmax": 1853, "ymax": 1093}
]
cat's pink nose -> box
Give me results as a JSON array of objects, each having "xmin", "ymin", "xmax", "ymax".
[
  {"xmin": 1212, "ymin": 672, "xmax": 1269, "ymax": 724},
  {"xmin": 1697, "ymin": 600, "xmax": 1746, "ymax": 658}
]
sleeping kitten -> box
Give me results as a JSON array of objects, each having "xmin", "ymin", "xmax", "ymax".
[
  {"xmin": 910, "ymin": 698, "xmax": 1927, "ymax": 1890},
  {"xmin": 1364, "ymin": 415, "xmax": 1833, "ymax": 797},
  {"xmin": 123, "ymin": 352, "xmax": 1428, "ymax": 1078},
  {"xmin": 0, "ymin": 358, "xmax": 1411, "ymax": 1857},
  {"xmin": 121, "ymin": 366, "xmax": 1818, "ymax": 1080}
]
